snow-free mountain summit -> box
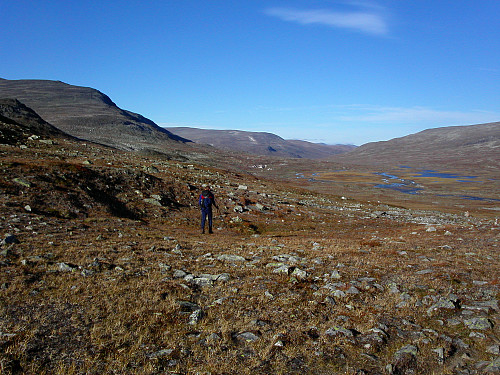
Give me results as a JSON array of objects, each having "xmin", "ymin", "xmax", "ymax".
[{"xmin": 0, "ymin": 78, "xmax": 189, "ymax": 151}]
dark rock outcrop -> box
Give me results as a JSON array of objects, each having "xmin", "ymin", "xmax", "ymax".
[{"xmin": 0, "ymin": 98, "xmax": 73, "ymax": 144}]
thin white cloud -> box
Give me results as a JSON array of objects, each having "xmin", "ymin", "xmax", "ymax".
[
  {"xmin": 264, "ymin": 5, "xmax": 388, "ymax": 35},
  {"xmin": 336, "ymin": 105, "xmax": 500, "ymax": 125},
  {"xmin": 479, "ymin": 67, "xmax": 499, "ymax": 74}
]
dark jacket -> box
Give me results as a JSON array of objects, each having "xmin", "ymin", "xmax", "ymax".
[{"xmin": 199, "ymin": 190, "xmax": 217, "ymax": 210}]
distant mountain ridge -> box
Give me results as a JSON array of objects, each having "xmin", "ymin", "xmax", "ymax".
[
  {"xmin": 332, "ymin": 121, "xmax": 500, "ymax": 169},
  {"xmin": 0, "ymin": 78, "xmax": 189, "ymax": 150},
  {"xmin": 2, "ymin": 78, "xmax": 496, "ymax": 168},
  {"xmin": 165, "ymin": 127, "xmax": 356, "ymax": 159}
]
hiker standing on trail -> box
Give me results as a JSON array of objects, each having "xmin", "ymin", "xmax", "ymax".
[{"xmin": 199, "ymin": 185, "xmax": 218, "ymax": 234}]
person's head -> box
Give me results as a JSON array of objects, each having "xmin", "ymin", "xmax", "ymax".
[{"xmin": 202, "ymin": 184, "xmax": 211, "ymax": 191}]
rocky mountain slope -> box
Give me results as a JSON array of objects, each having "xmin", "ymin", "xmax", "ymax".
[
  {"xmin": 0, "ymin": 99, "xmax": 499, "ymax": 375},
  {"xmin": 0, "ymin": 98, "xmax": 73, "ymax": 144},
  {"xmin": 0, "ymin": 78, "xmax": 189, "ymax": 151},
  {"xmin": 165, "ymin": 127, "xmax": 356, "ymax": 159},
  {"xmin": 332, "ymin": 122, "xmax": 500, "ymax": 170}
]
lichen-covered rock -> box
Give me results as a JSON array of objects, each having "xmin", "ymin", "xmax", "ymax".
[
  {"xmin": 188, "ymin": 309, "xmax": 204, "ymax": 325},
  {"xmin": 427, "ymin": 298, "xmax": 459, "ymax": 315},
  {"xmin": 217, "ymin": 254, "xmax": 246, "ymax": 262},
  {"xmin": 464, "ymin": 317, "xmax": 493, "ymax": 330},
  {"xmin": 236, "ymin": 331, "xmax": 259, "ymax": 343},
  {"xmin": 325, "ymin": 326, "xmax": 354, "ymax": 338},
  {"xmin": 291, "ymin": 267, "xmax": 308, "ymax": 280},
  {"xmin": 479, "ymin": 357, "xmax": 500, "ymax": 374},
  {"xmin": 58, "ymin": 262, "xmax": 77, "ymax": 272}
]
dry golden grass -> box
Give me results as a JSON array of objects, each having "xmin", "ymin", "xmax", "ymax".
[{"xmin": 0, "ymin": 140, "xmax": 498, "ymax": 374}]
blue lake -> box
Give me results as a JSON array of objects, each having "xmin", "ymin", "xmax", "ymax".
[
  {"xmin": 374, "ymin": 169, "xmax": 498, "ymax": 202},
  {"xmin": 437, "ymin": 194, "xmax": 500, "ymax": 202},
  {"xmin": 414, "ymin": 169, "xmax": 478, "ymax": 179},
  {"xmin": 302, "ymin": 168, "xmax": 497, "ymax": 202},
  {"xmin": 375, "ymin": 172, "xmax": 401, "ymax": 180},
  {"xmin": 374, "ymin": 172, "xmax": 422, "ymax": 194}
]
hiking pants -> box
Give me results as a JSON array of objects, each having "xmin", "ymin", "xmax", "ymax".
[{"xmin": 201, "ymin": 208, "xmax": 213, "ymax": 231}]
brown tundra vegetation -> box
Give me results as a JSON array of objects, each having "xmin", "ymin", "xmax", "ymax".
[{"xmin": 0, "ymin": 125, "xmax": 499, "ymax": 374}]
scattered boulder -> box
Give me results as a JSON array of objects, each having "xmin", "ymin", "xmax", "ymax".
[
  {"xmin": 158, "ymin": 263, "xmax": 171, "ymax": 274},
  {"xmin": 1, "ymin": 234, "xmax": 20, "ymax": 245},
  {"xmin": 255, "ymin": 203, "xmax": 266, "ymax": 211},
  {"xmin": 464, "ymin": 300, "xmax": 498, "ymax": 313},
  {"xmin": 325, "ymin": 326, "xmax": 355, "ymax": 338},
  {"xmin": 486, "ymin": 345, "xmax": 500, "ymax": 355},
  {"xmin": 144, "ymin": 198, "xmax": 162, "ymax": 207},
  {"xmin": 147, "ymin": 348, "xmax": 174, "ymax": 359},
  {"xmin": 346, "ymin": 286, "xmax": 360, "ymax": 294},
  {"xmin": 464, "ymin": 317, "xmax": 493, "ymax": 330},
  {"xmin": 236, "ymin": 331, "xmax": 259, "ymax": 343},
  {"xmin": 272, "ymin": 265, "xmax": 289, "ymax": 275},
  {"xmin": 191, "ymin": 277, "xmax": 212, "ymax": 287},
  {"xmin": 204, "ymin": 333, "xmax": 222, "ymax": 345},
  {"xmin": 188, "ymin": 309, "xmax": 204, "ymax": 325},
  {"xmin": 388, "ymin": 345, "xmax": 419, "ymax": 375},
  {"xmin": 478, "ymin": 357, "xmax": 500, "ymax": 374},
  {"xmin": 217, "ymin": 254, "xmax": 246, "ymax": 262},
  {"xmin": 427, "ymin": 297, "xmax": 460, "ymax": 316},
  {"xmin": 216, "ymin": 273, "xmax": 231, "ymax": 282},
  {"xmin": 323, "ymin": 296, "xmax": 336, "ymax": 306},
  {"xmin": 330, "ymin": 270, "xmax": 341, "ymax": 279},
  {"xmin": 394, "ymin": 344, "xmax": 418, "ymax": 358},
  {"xmin": 359, "ymin": 327, "xmax": 388, "ymax": 351},
  {"xmin": 12, "ymin": 178, "xmax": 31, "ymax": 187},
  {"xmin": 290, "ymin": 267, "xmax": 308, "ymax": 280},
  {"xmin": 173, "ymin": 269, "xmax": 188, "ymax": 279},
  {"xmin": 233, "ymin": 205, "xmax": 244, "ymax": 213},
  {"xmin": 177, "ymin": 300, "xmax": 201, "ymax": 312},
  {"xmin": 273, "ymin": 254, "xmax": 303, "ymax": 264},
  {"xmin": 58, "ymin": 262, "xmax": 78, "ymax": 272},
  {"xmin": 144, "ymin": 166, "xmax": 159, "ymax": 174}
]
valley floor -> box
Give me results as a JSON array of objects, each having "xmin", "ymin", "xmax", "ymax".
[{"xmin": 0, "ymin": 140, "xmax": 499, "ymax": 374}]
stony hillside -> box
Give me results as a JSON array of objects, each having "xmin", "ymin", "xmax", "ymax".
[
  {"xmin": 166, "ymin": 127, "xmax": 355, "ymax": 159},
  {"xmin": 0, "ymin": 78, "xmax": 189, "ymax": 151},
  {"xmin": 0, "ymin": 98, "xmax": 74, "ymax": 144},
  {"xmin": 332, "ymin": 122, "xmax": 500, "ymax": 170},
  {"xmin": 0, "ymin": 103, "xmax": 498, "ymax": 375}
]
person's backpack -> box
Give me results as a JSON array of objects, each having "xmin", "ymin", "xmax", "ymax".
[{"xmin": 199, "ymin": 190, "xmax": 213, "ymax": 209}]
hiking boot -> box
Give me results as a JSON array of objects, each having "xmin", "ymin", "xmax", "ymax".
[{"xmin": 209, "ymin": 229, "xmax": 213, "ymax": 234}]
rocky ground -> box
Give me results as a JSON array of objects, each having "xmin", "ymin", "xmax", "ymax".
[{"xmin": 0, "ymin": 135, "xmax": 498, "ymax": 374}]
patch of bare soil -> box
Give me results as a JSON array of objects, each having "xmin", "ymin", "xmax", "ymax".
[{"xmin": 0, "ymin": 137, "xmax": 498, "ymax": 374}]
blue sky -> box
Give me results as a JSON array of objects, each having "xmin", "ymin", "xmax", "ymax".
[{"xmin": 1, "ymin": 1, "xmax": 499, "ymax": 145}]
